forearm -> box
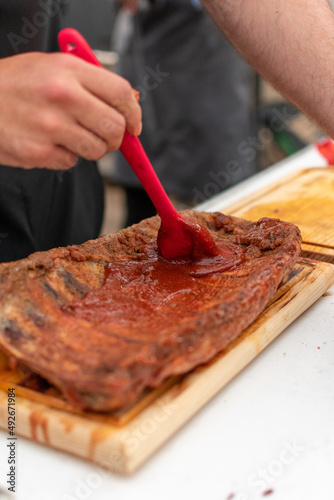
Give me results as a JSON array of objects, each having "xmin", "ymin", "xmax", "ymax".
[{"xmin": 202, "ymin": 0, "xmax": 334, "ymax": 137}]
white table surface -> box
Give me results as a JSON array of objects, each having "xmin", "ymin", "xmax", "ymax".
[{"xmin": 1, "ymin": 146, "xmax": 333, "ymax": 500}]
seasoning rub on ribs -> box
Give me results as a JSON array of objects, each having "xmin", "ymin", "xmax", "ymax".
[{"xmin": 0, "ymin": 211, "xmax": 301, "ymax": 411}]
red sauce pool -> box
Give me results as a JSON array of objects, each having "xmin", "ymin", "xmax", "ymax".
[
  {"xmin": 157, "ymin": 214, "xmax": 241, "ymax": 265},
  {"xmin": 67, "ymin": 239, "xmax": 245, "ymax": 324}
]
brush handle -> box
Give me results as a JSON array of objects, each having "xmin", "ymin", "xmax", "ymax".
[{"xmin": 58, "ymin": 28, "xmax": 177, "ymax": 222}]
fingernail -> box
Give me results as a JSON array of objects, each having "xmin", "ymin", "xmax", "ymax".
[
  {"xmin": 132, "ymin": 89, "xmax": 140, "ymax": 103},
  {"xmin": 135, "ymin": 121, "xmax": 142, "ymax": 136}
]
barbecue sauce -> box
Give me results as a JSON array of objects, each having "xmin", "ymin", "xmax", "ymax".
[
  {"xmin": 157, "ymin": 214, "xmax": 236, "ymax": 264},
  {"xmin": 67, "ymin": 239, "xmax": 245, "ymax": 323},
  {"xmin": 158, "ymin": 216, "xmax": 245, "ymax": 276}
]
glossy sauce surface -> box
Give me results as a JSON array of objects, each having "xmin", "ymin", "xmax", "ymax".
[
  {"xmin": 158, "ymin": 215, "xmax": 234, "ymax": 261},
  {"xmin": 67, "ymin": 240, "xmax": 245, "ymax": 325}
]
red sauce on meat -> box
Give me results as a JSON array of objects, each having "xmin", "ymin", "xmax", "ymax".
[
  {"xmin": 157, "ymin": 215, "xmax": 243, "ymax": 264},
  {"xmin": 68, "ymin": 240, "xmax": 245, "ymax": 323}
]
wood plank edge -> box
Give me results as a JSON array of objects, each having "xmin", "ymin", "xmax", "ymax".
[{"xmin": 0, "ymin": 393, "xmax": 128, "ymax": 474}]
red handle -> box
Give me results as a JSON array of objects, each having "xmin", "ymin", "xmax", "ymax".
[
  {"xmin": 58, "ymin": 28, "xmax": 102, "ymax": 67},
  {"xmin": 120, "ymin": 131, "xmax": 178, "ymax": 220},
  {"xmin": 58, "ymin": 28, "xmax": 177, "ymax": 221}
]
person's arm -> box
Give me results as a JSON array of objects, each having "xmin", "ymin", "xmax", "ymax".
[
  {"xmin": 202, "ymin": 0, "xmax": 334, "ymax": 137},
  {"xmin": 0, "ymin": 52, "xmax": 142, "ymax": 169}
]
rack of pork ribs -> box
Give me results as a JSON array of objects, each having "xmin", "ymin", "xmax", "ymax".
[{"xmin": 0, "ymin": 211, "xmax": 301, "ymax": 412}]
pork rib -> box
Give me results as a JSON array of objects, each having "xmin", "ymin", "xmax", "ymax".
[{"xmin": 0, "ymin": 211, "xmax": 301, "ymax": 411}]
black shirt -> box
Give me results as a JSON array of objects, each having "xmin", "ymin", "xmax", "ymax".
[
  {"xmin": 0, "ymin": 0, "xmax": 63, "ymax": 56},
  {"xmin": 0, "ymin": 0, "xmax": 104, "ymax": 262}
]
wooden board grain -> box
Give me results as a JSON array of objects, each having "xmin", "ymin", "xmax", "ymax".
[
  {"xmin": 224, "ymin": 168, "xmax": 334, "ymax": 247},
  {"xmin": 1, "ymin": 259, "xmax": 333, "ymax": 474},
  {"xmin": 300, "ymin": 243, "xmax": 334, "ymax": 264}
]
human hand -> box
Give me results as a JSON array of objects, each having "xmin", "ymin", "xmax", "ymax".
[{"xmin": 0, "ymin": 52, "xmax": 142, "ymax": 169}]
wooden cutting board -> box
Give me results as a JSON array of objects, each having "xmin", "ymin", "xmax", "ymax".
[
  {"xmin": 0, "ymin": 168, "xmax": 333, "ymax": 474},
  {"xmin": 224, "ymin": 168, "xmax": 334, "ymax": 250}
]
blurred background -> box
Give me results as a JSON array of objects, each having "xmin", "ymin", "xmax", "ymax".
[{"xmin": 63, "ymin": 0, "xmax": 328, "ymax": 234}]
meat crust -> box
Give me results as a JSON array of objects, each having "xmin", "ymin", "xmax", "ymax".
[{"xmin": 0, "ymin": 211, "xmax": 301, "ymax": 411}]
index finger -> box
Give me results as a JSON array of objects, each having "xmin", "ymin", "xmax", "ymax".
[{"xmin": 76, "ymin": 60, "xmax": 142, "ymax": 136}]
